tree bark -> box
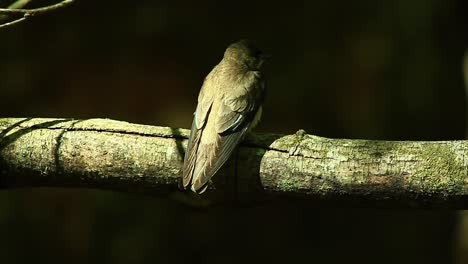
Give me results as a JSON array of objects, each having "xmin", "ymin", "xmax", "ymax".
[{"xmin": 0, "ymin": 117, "xmax": 467, "ymax": 207}]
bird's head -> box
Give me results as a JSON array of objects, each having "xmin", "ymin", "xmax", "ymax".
[{"xmin": 223, "ymin": 39, "xmax": 270, "ymax": 70}]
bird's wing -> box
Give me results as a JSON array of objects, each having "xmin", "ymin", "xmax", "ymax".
[
  {"xmin": 181, "ymin": 83, "xmax": 213, "ymax": 189},
  {"xmin": 190, "ymin": 75, "xmax": 265, "ymax": 193}
]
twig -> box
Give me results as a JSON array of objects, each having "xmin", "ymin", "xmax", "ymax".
[
  {"xmin": 0, "ymin": 0, "xmax": 32, "ymax": 21},
  {"xmin": 0, "ymin": 0, "xmax": 75, "ymax": 29},
  {"xmin": 0, "ymin": 0, "xmax": 74, "ymax": 14},
  {"xmin": 0, "ymin": 15, "xmax": 26, "ymax": 29}
]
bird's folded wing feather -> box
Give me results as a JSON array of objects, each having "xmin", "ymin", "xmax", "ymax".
[
  {"xmin": 184, "ymin": 73, "xmax": 264, "ymax": 193},
  {"xmin": 190, "ymin": 100, "xmax": 252, "ymax": 193},
  {"xmin": 181, "ymin": 85, "xmax": 213, "ymax": 189}
]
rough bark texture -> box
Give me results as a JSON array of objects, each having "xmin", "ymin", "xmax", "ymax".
[{"xmin": 0, "ymin": 117, "xmax": 467, "ymax": 207}]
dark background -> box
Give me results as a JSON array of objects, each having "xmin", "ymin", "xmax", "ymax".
[{"xmin": 1, "ymin": 0, "xmax": 468, "ymax": 263}]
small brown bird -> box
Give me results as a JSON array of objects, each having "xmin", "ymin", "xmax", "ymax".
[{"xmin": 182, "ymin": 39, "xmax": 269, "ymax": 194}]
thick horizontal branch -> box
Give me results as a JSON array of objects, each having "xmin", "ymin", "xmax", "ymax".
[{"xmin": 0, "ymin": 118, "xmax": 467, "ymax": 208}]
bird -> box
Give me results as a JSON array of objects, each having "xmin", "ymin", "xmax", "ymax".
[{"xmin": 182, "ymin": 39, "xmax": 269, "ymax": 194}]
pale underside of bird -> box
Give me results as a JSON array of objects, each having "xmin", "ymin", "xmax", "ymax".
[{"xmin": 182, "ymin": 39, "xmax": 268, "ymax": 194}]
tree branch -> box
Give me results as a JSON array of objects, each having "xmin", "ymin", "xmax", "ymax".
[
  {"xmin": 0, "ymin": 0, "xmax": 32, "ymax": 21},
  {"xmin": 0, "ymin": 16, "xmax": 26, "ymax": 29},
  {"xmin": 0, "ymin": 0, "xmax": 74, "ymax": 29},
  {"xmin": 0, "ymin": 117, "xmax": 467, "ymax": 208}
]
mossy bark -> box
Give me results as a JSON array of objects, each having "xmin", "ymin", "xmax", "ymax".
[{"xmin": 0, "ymin": 117, "xmax": 467, "ymax": 207}]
